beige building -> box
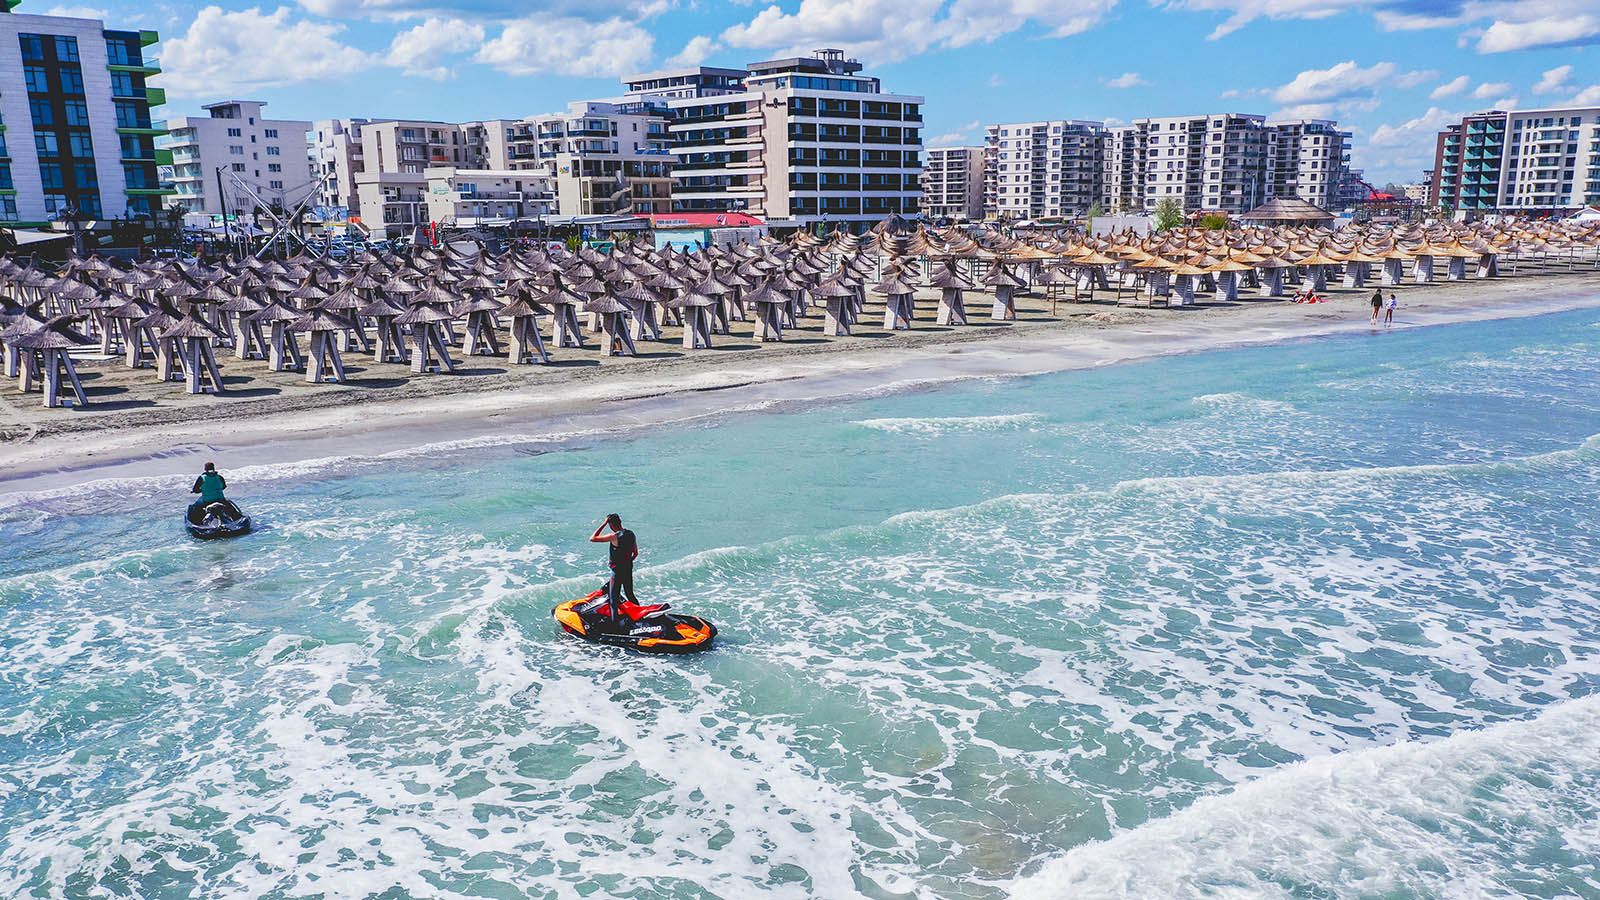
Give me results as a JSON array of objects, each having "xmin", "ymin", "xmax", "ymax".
[
  {"xmin": 354, "ymin": 170, "xmax": 425, "ymax": 237},
  {"xmin": 922, "ymin": 146, "xmax": 983, "ymax": 220},
  {"xmin": 310, "ymin": 117, "xmax": 375, "ymax": 218},
  {"xmin": 423, "ymin": 167, "xmax": 556, "ymax": 226},
  {"xmin": 160, "ymin": 100, "xmax": 312, "ymax": 218}
]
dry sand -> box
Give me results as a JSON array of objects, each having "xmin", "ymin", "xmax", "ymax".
[{"xmin": 3, "ymin": 267, "xmax": 1599, "ymax": 493}]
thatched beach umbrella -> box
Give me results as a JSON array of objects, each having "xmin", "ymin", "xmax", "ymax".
[
  {"xmin": 395, "ymin": 300, "xmax": 457, "ymax": 374},
  {"xmin": 160, "ymin": 307, "xmax": 226, "ymax": 394},
  {"xmin": 669, "ymin": 284, "xmax": 717, "ymax": 349},
  {"xmin": 250, "ymin": 298, "xmax": 305, "ymax": 372},
  {"xmin": 292, "ymin": 306, "xmax": 354, "ymax": 383},
  {"xmin": 12, "ymin": 315, "xmax": 91, "ymax": 407},
  {"xmin": 501, "ymin": 289, "xmax": 550, "ymax": 365}
]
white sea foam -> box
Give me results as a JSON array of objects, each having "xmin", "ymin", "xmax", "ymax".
[
  {"xmin": 853, "ymin": 413, "xmax": 1046, "ymax": 434},
  {"xmin": 1010, "ymin": 696, "xmax": 1600, "ymax": 900}
]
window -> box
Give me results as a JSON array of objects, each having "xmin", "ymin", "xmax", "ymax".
[
  {"xmin": 110, "ymin": 71, "xmax": 139, "ymax": 97},
  {"xmin": 36, "ymin": 133, "xmax": 59, "ymax": 156},
  {"xmin": 269, "ymin": 179, "xmax": 283, "ymax": 189},
  {"xmin": 0, "ymin": 197, "xmax": 16, "ymax": 221},
  {"xmin": 58, "ymin": 67, "xmax": 84, "ymax": 95},
  {"xmin": 74, "ymin": 163, "xmax": 97, "ymax": 187},
  {"xmin": 0, "ymin": 165, "xmax": 11, "ymax": 190},
  {"xmin": 18, "ymin": 34, "xmax": 45, "ymax": 61},
  {"xmin": 69, "ymin": 132, "xmax": 94, "ymax": 157},
  {"xmin": 113, "ymin": 102, "xmax": 145, "ymax": 128},
  {"xmin": 77, "ymin": 195, "xmax": 101, "ymax": 217},
  {"xmin": 105, "ymin": 37, "xmax": 134, "ymax": 65},
  {"xmin": 227, "ymin": 127, "xmax": 241, "ymax": 137},
  {"xmin": 231, "ymin": 163, "xmax": 245, "ymax": 172},
  {"xmin": 266, "ymin": 146, "xmax": 280, "ymax": 156},
  {"xmin": 54, "ymin": 36, "xmax": 79, "ymax": 62},
  {"xmin": 40, "ymin": 163, "xmax": 64, "ymax": 189},
  {"xmin": 229, "ymin": 145, "xmax": 244, "ymax": 154},
  {"xmin": 24, "ymin": 65, "xmax": 48, "ymax": 93},
  {"xmin": 264, "ymin": 128, "xmax": 278, "ymax": 138},
  {"xmin": 30, "ymin": 99, "xmax": 53, "ymax": 127}
]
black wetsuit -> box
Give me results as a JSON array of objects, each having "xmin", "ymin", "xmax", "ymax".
[{"xmin": 609, "ymin": 529, "xmax": 639, "ymax": 604}]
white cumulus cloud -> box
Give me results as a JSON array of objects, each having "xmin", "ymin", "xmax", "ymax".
[
  {"xmin": 1430, "ymin": 75, "xmax": 1469, "ymax": 99},
  {"xmin": 477, "ymin": 16, "xmax": 653, "ymax": 77},
  {"xmin": 664, "ymin": 35, "xmax": 719, "ymax": 67},
  {"xmin": 1471, "ymin": 81, "xmax": 1510, "ymax": 99},
  {"xmin": 1368, "ymin": 106, "xmax": 1460, "ymax": 147},
  {"xmin": 1532, "ymin": 65, "xmax": 1572, "ymax": 94},
  {"xmin": 1102, "ymin": 71, "xmax": 1151, "ymax": 88},
  {"xmin": 162, "ymin": 6, "xmax": 380, "ymax": 97},
  {"xmin": 1273, "ymin": 60, "xmax": 1398, "ymax": 104},
  {"xmin": 385, "ymin": 16, "xmax": 484, "ymax": 79},
  {"xmin": 1477, "ymin": 11, "xmax": 1600, "ymax": 52}
]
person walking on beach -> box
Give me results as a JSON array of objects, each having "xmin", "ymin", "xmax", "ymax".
[
  {"xmin": 1370, "ymin": 289, "xmax": 1383, "ymax": 324},
  {"xmin": 191, "ymin": 462, "xmax": 227, "ymax": 506},
  {"xmin": 591, "ymin": 514, "xmax": 640, "ymax": 606},
  {"xmin": 1385, "ymin": 292, "xmax": 1398, "ymax": 326}
]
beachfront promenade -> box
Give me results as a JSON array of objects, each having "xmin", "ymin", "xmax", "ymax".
[{"xmin": 2, "ymin": 218, "xmax": 1599, "ymax": 435}]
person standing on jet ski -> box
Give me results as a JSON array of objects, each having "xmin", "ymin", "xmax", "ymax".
[
  {"xmin": 191, "ymin": 462, "xmax": 228, "ymax": 510},
  {"xmin": 590, "ymin": 514, "xmax": 639, "ymax": 605}
]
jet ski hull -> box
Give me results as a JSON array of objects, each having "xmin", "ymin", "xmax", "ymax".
[
  {"xmin": 553, "ymin": 590, "xmax": 717, "ymax": 654},
  {"xmin": 186, "ymin": 500, "xmax": 253, "ymax": 540}
]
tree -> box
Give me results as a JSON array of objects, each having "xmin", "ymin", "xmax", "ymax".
[
  {"xmin": 1198, "ymin": 212, "xmax": 1228, "ymax": 230},
  {"xmin": 1153, "ymin": 197, "xmax": 1184, "ymax": 231},
  {"xmin": 1084, "ymin": 202, "xmax": 1103, "ymax": 234}
]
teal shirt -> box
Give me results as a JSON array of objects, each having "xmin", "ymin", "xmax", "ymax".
[{"xmin": 194, "ymin": 472, "xmax": 227, "ymax": 503}]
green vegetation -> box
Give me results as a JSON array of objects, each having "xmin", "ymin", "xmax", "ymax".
[
  {"xmin": 1198, "ymin": 213, "xmax": 1228, "ymax": 230},
  {"xmin": 1153, "ymin": 198, "xmax": 1184, "ymax": 231}
]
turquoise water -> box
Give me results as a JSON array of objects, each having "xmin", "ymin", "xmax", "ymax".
[{"xmin": 4, "ymin": 308, "xmax": 1600, "ymax": 899}]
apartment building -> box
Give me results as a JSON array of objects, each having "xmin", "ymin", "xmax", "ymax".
[
  {"xmin": 984, "ymin": 120, "xmax": 1106, "ymax": 219},
  {"xmin": 922, "ymin": 146, "xmax": 983, "ymax": 220},
  {"xmin": 507, "ymin": 101, "xmax": 674, "ymax": 215},
  {"xmin": 0, "ymin": 10, "xmax": 168, "ymax": 225},
  {"xmin": 627, "ymin": 50, "xmax": 923, "ymax": 230},
  {"xmin": 1430, "ymin": 106, "xmax": 1600, "ymax": 211},
  {"xmin": 1267, "ymin": 119, "xmax": 1350, "ymax": 209},
  {"xmin": 310, "ymin": 117, "xmax": 375, "ymax": 217},
  {"xmin": 159, "ymin": 100, "xmax": 311, "ymax": 218},
  {"xmin": 422, "ymin": 166, "xmax": 556, "ymax": 226},
  {"xmin": 354, "ymin": 170, "xmax": 425, "ymax": 237},
  {"xmin": 1104, "ymin": 126, "xmax": 1145, "ymax": 213},
  {"xmin": 1137, "ymin": 114, "xmax": 1272, "ymax": 214}
]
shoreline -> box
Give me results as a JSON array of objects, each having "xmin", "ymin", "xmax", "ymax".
[{"xmin": 3, "ymin": 272, "xmax": 1599, "ymax": 495}]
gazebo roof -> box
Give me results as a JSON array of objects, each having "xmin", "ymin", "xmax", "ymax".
[{"xmin": 1239, "ymin": 198, "xmax": 1335, "ymax": 223}]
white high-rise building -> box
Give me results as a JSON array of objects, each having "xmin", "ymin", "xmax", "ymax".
[
  {"xmin": 922, "ymin": 146, "xmax": 983, "ymax": 220},
  {"xmin": 507, "ymin": 101, "xmax": 675, "ymax": 215},
  {"xmin": 984, "ymin": 120, "xmax": 1106, "ymax": 219},
  {"xmin": 159, "ymin": 100, "xmax": 312, "ymax": 218},
  {"xmin": 625, "ymin": 50, "xmax": 924, "ymax": 230},
  {"xmin": 1137, "ymin": 113, "xmax": 1271, "ymax": 214},
  {"xmin": 1267, "ymin": 119, "xmax": 1350, "ymax": 210},
  {"xmin": 310, "ymin": 117, "xmax": 376, "ymax": 217},
  {"xmin": 1429, "ymin": 106, "xmax": 1600, "ymax": 211},
  {"xmin": 0, "ymin": 11, "xmax": 169, "ymax": 224}
]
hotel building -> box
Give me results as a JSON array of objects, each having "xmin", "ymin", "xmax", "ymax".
[
  {"xmin": 625, "ymin": 50, "xmax": 924, "ymax": 230},
  {"xmin": 0, "ymin": 9, "xmax": 168, "ymax": 225},
  {"xmin": 1267, "ymin": 119, "xmax": 1350, "ymax": 210},
  {"xmin": 422, "ymin": 166, "xmax": 556, "ymax": 226},
  {"xmin": 310, "ymin": 117, "xmax": 375, "ymax": 217},
  {"xmin": 983, "ymin": 120, "xmax": 1107, "ymax": 219},
  {"xmin": 159, "ymin": 99, "xmax": 312, "ymax": 218},
  {"xmin": 922, "ymin": 146, "xmax": 983, "ymax": 220},
  {"xmin": 1429, "ymin": 106, "xmax": 1600, "ymax": 212},
  {"xmin": 507, "ymin": 101, "xmax": 674, "ymax": 215}
]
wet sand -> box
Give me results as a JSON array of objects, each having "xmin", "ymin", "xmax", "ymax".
[{"xmin": 3, "ymin": 267, "xmax": 1599, "ymax": 493}]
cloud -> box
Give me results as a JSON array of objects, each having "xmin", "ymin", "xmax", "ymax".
[
  {"xmin": 1430, "ymin": 75, "xmax": 1469, "ymax": 98},
  {"xmin": 1532, "ymin": 65, "xmax": 1572, "ymax": 94},
  {"xmin": 1270, "ymin": 103, "xmax": 1338, "ymax": 121},
  {"xmin": 1477, "ymin": 11, "xmax": 1600, "ymax": 52},
  {"xmin": 987, "ymin": 73, "xmax": 1004, "ymax": 87},
  {"xmin": 1368, "ymin": 106, "xmax": 1460, "ymax": 147},
  {"xmin": 717, "ymin": 0, "xmax": 1116, "ymax": 65},
  {"xmin": 1102, "ymin": 71, "xmax": 1150, "ymax": 88},
  {"xmin": 477, "ymin": 16, "xmax": 653, "ymax": 77},
  {"xmin": 1395, "ymin": 68, "xmax": 1436, "ymax": 89},
  {"xmin": 161, "ymin": 5, "xmax": 380, "ymax": 96},
  {"xmin": 663, "ymin": 34, "xmax": 719, "ymax": 67},
  {"xmin": 293, "ymin": 0, "xmax": 656, "ymax": 22},
  {"xmin": 1272, "ymin": 60, "xmax": 1399, "ymax": 104},
  {"xmin": 38, "ymin": 5, "xmax": 111, "ymax": 17},
  {"xmin": 1572, "ymin": 85, "xmax": 1600, "ymax": 105},
  {"xmin": 1470, "ymin": 81, "xmax": 1510, "ymax": 99},
  {"xmin": 1157, "ymin": 0, "xmax": 1600, "ymax": 53},
  {"xmin": 1488, "ymin": 96, "xmax": 1519, "ymax": 110},
  {"xmin": 385, "ymin": 16, "xmax": 484, "ymax": 78},
  {"xmin": 927, "ymin": 120, "xmax": 980, "ymax": 147}
]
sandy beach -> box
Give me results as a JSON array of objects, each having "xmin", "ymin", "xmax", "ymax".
[{"xmin": 4, "ymin": 268, "xmax": 1600, "ymax": 492}]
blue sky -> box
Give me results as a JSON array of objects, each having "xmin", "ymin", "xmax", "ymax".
[{"xmin": 54, "ymin": 0, "xmax": 1600, "ymax": 185}]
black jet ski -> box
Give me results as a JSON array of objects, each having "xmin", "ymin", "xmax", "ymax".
[
  {"xmin": 554, "ymin": 586, "xmax": 717, "ymax": 653},
  {"xmin": 186, "ymin": 499, "xmax": 252, "ymax": 539}
]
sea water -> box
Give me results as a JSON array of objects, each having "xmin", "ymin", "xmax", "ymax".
[{"xmin": 2, "ymin": 307, "xmax": 1599, "ymax": 900}]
